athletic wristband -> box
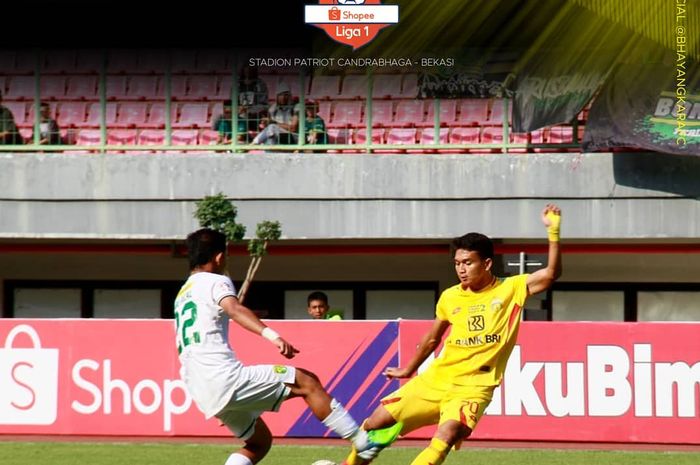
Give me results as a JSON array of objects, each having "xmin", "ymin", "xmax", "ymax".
[
  {"xmin": 261, "ymin": 327, "xmax": 280, "ymax": 342},
  {"xmin": 546, "ymin": 211, "xmax": 561, "ymax": 242}
]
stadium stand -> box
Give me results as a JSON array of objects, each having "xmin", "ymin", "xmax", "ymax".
[{"xmin": 0, "ymin": 50, "xmax": 586, "ymax": 152}]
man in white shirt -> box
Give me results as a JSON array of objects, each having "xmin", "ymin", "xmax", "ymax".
[{"xmin": 175, "ymin": 228, "xmax": 396, "ymax": 465}]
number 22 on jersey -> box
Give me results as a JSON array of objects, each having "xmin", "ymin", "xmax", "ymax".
[{"xmin": 175, "ymin": 301, "xmax": 201, "ymax": 354}]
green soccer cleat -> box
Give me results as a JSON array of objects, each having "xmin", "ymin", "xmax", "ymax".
[{"xmin": 356, "ymin": 422, "xmax": 404, "ymax": 460}]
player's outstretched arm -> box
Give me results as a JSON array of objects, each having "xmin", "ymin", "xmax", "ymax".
[
  {"xmin": 384, "ymin": 319, "xmax": 450, "ymax": 379},
  {"xmin": 220, "ymin": 296, "xmax": 299, "ymax": 359},
  {"xmin": 526, "ymin": 203, "xmax": 562, "ymax": 295}
]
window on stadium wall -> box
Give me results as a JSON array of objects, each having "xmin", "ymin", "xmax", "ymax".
[
  {"xmin": 93, "ymin": 289, "xmax": 161, "ymax": 319},
  {"xmin": 365, "ymin": 290, "xmax": 436, "ymax": 319},
  {"xmin": 552, "ymin": 291, "xmax": 625, "ymax": 321},
  {"xmin": 637, "ymin": 292, "xmax": 700, "ymax": 321},
  {"xmin": 13, "ymin": 288, "xmax": 82, "ymax": 318}
]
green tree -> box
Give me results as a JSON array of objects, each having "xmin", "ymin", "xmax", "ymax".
[{"xmin": 193, "ymin": 193, "xmax": 281, "ymax": 304}]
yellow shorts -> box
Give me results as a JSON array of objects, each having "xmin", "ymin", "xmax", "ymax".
[{"xmin": 380, "ymin": 374, "xmax": 493, "ymax": 435}]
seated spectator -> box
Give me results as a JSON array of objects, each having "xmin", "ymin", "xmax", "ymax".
[
  {"xmin": 238, "ymin": 64, "xmax": 269, "ymax": 133},
  {"xmin": 304, "ymin": 100, "xmax": 328, "ymax": 145},
  {"xmin": 0, "ymin": 91, "xmax": 23, "ymax": 145},
  {"xmin": 251, "ymin": 83, "xmax": 299, "ymax": 145},
  {"xmin": 31, "ymin": 102, "xmax": 62, "ymax": 145},
  {"xmin": 307, "ymin": 291, "xmax": 343, "ymax": 320},
  {"xmin": 212, "ymin": 99, "xmax": 251, "ymax": 144}
]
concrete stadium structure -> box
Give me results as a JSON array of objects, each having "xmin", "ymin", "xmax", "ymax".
[{"xmin": 1, "ymin": 151, "xmax": 699, "ymax": 321}]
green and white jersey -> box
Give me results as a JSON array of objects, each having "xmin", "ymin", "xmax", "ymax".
[{"xmin": 174, "ymin": 272, "xmax": 243, "ymax": 418}]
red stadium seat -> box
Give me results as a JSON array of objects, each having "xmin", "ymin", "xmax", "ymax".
[
  {"xmin": 57, "ymin": 102, "xmax": 88, "ymax": 127},
  {"xmin": 167, "ymin": 75, "xmax": 189, "ymax": 100},
  {"xmin": 329, "ymin": 101, "xmax": 363, "ymax": 128},
  {"xmin": 174, "ymin": 103, "xmax": 210, "ymax": 128},
  {"xmin": 388, "ymin": 127, "xmax": 418, "ymax": 143},
  {"xmin": 457, "ymin": 99, "xmax": 489, "ymax": 126},
  {"xmin": 419, "ymin": 99, "xmax": 458, "ymax": 127},
  {"xmin": 487, "ymin": 99, "xmax": 512, "ymax": 126},
  {"xmin": 400, "ymin": 74, "xmax": 419, "ymax": 98},
  {"xmin": 137, "ymin": 129, "xmax": 165, "ymax": 146},
  {"xmin": 85, "ymin": 102, "xmax": 118, "ymax": 127},
  {"xmin": 171, "ymin": 129, "xmax": 199, "ymax": 145},
  {"xmin": 354, "ymin": 128, "xmax": 384, "ymax": 145},
  {"xmin": 107, "ymin": 129, "xmax": 138, "ymax": 145},
  {"xmin": 548, "ymin": 125, "xmax": 575, "ymax": 144},
  {"xmin": 199, "ymin": 129, "xmax": 219, "ymax": 145},
  {"xmin": 340, "ymin": 75, "xmax": 369, "ymax": 99},
  {"xmin": 363, "ymin": 100, "xmax": 394, "ymax": 127},
  {"xmin": 76, "ymin": 129, "xmax": 103, "ymax": 146},
  {"xmin": 40, "ymin": 76, "xmax": 68, "ymax": 100},
  {"xmin": 480, "ymin": 127, "xmax": 513, "ymax": 152},
  {"xmin": 126, "ymin": 76, "xmax": 160, "ymax": 100},
  {"xmin": 308, "ymin": 75, "xmax": 341, "ymax": 100},
  {"xmin": 393, "ymin": 100, "xmax": 425, "ymax": 127},
  {"xmin": 5, "ymin": 76, "xmax": 34, "ymax": 100},
  {"xmin": 419, "ymin": 128, "xmax": 449, "ymax": 145},
  {"xmin": 65, "ymin": 75, "xmax": 98, "ymax": 100},
  {"xmin": 186, "ymin": 75, "xmax": 219, "ymax": 100},
  {"xmin": 142, "ymin": 102, "xmax": 177, "ymax": 129},
  {"xmin": 114, "ymin": 102, "xmax": 149, "ymax": 128},
  {"xmin": 449, "ymin": 126, "xmax": 480, "ymax": 147},
  {"xmin": 327, "ymin": 128, "xmax": 352, "ymax": 144},
  {"xmin": 372, "ymin": 75, "xmax": 402, "ymax": 99},
  {"xmin": 317, "ymin": 101, "xmax": 332, "ymax": 124},
  {"xmin": 106, "ymin": 76, "xmax": 129, "ymax": 100}
]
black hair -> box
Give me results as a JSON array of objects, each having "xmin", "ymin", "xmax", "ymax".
[
  {"xmin": 223, "ymin": 99, "xmax": 232, "ymax": 107},
  {"xmin": 450, "ymin": 232, "xmax": 494, "ymax": 260},
  {"xmin": 307, "ymin": 291, "xmax": 329, "ymax": 306},
  {"xmin": 186, "ymin": 228, "xmax": 227, "ymax": 270}
]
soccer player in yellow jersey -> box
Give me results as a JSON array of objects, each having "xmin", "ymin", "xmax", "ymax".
[{"xmin": 342, "ymin": 204, "xmax": 562, "ymax": 465}]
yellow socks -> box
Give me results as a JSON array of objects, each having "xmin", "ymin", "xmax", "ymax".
[{"xmin": 409, "ymin": 438, "xmax": 450, "ymax": 465}]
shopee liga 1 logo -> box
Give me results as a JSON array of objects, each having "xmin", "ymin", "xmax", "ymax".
[{"xmin": 305, "ymin": 1, "xmax": 399, "ymax": 50}]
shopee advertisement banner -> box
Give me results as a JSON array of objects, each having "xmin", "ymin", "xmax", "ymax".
[
  {"xmin": 1, "ymin": 319, "xmax": 699, "ymax": 443},
  {"xmin": 0, "ymin": 319, "xmax": 398, "ymax": 437},
  {"xmin": 399, "ymin": 320, "xmax": 700, "ymax": 444}
]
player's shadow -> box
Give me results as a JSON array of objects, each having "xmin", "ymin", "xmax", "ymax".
[{"xmin": 612, "ymin": 151, "xmax": 700, "ymax": 198}]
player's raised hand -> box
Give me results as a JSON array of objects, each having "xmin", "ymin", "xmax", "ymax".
[
  {"xmin": 274, "ymin": 337, "xmax": 300, "ymax": 359},
  {"xmin": 384, "ymin": 366, "xmax": 412, "ymax": 379},
  {"xmin": 541, "ymin": 204, "xmax": 561, "ymax": 242},
  {"xmin": 541, "ymin": 203, "xmax": 561, "ymax": 226}
]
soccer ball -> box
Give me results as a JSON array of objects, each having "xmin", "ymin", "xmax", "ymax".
[{"xmin": 311, "ymin": 461, "xmax": 338, "ymax": 465}]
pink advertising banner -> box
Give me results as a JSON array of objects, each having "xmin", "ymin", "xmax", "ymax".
[{"xmin": 0, "ymin": 319, "xmax": 699, "ymax": 444}]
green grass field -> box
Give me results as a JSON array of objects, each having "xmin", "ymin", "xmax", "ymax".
[{"xmin": 1, "ymin": 442, "xmax": 698, "ymax": 465}]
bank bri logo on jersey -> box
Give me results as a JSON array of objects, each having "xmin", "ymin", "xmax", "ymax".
[{"xmin": 304, "ymin": 0, "xmax": 399, "ymax": 50}]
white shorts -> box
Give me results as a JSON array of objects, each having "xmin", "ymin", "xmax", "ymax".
[{"xmin": 215, "ymin": 364, "xmax": 296, "ymax": 440}]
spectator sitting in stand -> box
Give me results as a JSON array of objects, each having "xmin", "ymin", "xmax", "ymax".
[
  {"xmin": 0, "ymin": 91, "xmax": 23, "ymax": 145},
  {"xmin": 31, "ymin": 102, "xmax": 62, "ymax": 145}
]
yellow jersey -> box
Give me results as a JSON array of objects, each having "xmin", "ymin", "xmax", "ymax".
[{"xmin": 421, "ymin": 274, "xmax": 529, "ymax": 387}]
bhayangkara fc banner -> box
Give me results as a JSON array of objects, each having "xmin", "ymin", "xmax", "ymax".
[{"xmin": 583, "ymin": 62, "xmax": 700, "ymax": 155}]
